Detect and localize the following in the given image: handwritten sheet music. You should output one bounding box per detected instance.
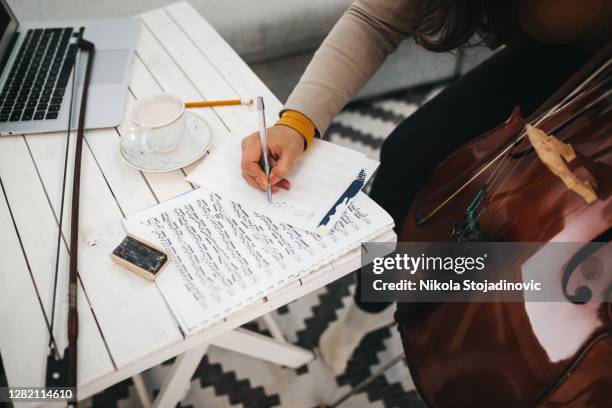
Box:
[123,189,393,334]
[186,138,379,233]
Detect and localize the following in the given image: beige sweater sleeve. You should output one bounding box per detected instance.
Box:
[283,0,413,136]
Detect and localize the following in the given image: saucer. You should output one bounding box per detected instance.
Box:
[120,111,213,173]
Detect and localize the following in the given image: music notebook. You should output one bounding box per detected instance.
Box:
[186,138,379,234]
[123,188,394,334]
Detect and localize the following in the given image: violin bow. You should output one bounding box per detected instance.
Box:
[44,34,95,407]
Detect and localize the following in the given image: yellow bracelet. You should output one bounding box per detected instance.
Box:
[275,110,316,149]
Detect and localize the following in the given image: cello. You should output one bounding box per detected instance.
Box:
[398,40,612,407]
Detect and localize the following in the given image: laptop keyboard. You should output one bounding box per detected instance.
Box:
[0,27,78,123]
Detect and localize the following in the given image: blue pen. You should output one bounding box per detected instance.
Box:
[256,96,272,202]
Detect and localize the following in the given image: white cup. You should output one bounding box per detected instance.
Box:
[131,93,186,153]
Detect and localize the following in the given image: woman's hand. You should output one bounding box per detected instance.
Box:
[241,125,305,192]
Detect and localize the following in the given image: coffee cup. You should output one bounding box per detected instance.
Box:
[131,93,186,153]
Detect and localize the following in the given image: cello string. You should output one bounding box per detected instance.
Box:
[417,57,611,224]
[492,91,611,208]
[485,83,612,204]
[476,61,610,200]
[486,83,612,204]
[484,65,611,192]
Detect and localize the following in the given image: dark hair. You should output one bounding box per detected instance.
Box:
[407,0,519,52]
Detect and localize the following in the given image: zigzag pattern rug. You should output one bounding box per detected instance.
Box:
[0,83,444,408]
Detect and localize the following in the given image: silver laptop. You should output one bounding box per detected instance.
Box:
[0,0,138,136]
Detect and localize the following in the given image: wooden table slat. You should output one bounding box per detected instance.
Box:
[0,200,65,408]
[131,20,236,134]
[84,127,158,216]
[24,127,183,371]
[140,9,249,129]
[0,136,114,388]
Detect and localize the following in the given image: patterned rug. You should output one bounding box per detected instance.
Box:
[0,82,445,408]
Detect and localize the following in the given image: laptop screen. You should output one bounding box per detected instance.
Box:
[0,0,18,70]
[0,5,11,38]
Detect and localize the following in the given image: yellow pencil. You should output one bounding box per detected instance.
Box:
[184,98,253,108]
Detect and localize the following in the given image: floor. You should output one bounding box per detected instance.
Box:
[0,82,445,408]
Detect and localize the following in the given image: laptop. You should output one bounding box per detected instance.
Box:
[0,0,138,136]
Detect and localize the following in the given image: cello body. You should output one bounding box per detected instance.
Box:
[398,43,612,407]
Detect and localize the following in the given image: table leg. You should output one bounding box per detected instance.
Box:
[210,328,313,368]
[151,342,209,408]
[260,313,286,342]
[132,326,310,408]
[132,373,153,408]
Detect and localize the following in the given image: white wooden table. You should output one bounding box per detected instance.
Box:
[0,2,395,407]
